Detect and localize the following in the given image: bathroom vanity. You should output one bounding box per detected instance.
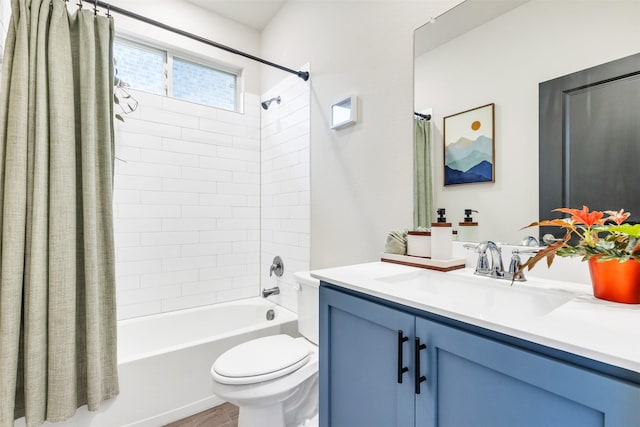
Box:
[313,262,640,427]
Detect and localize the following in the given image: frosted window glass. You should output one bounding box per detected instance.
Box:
[173,57,236,110]
[114,41,165,95]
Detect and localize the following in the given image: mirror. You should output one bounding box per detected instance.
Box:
[414,0,640,243]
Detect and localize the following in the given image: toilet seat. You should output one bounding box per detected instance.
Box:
[212,335,311,385]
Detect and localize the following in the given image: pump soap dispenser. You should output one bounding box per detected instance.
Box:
[458,209,479,242]
[431,208,453,260]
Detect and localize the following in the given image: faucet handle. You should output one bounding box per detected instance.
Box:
[270,256,284,277]
[508,248,539,282]
[508,249,526,282]
[542,234,564,245]
[521,235,539,247]
[463,243,479,251]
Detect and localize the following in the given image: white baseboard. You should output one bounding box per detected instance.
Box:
[124,396,226,427]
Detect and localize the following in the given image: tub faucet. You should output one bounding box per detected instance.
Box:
[262,286,280,298]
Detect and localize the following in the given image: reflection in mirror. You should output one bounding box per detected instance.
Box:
[414,0,640,244]
[414,113,433,228]
[539,52,640,242]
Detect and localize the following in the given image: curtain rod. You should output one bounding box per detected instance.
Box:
[90,0,310,81]
[414,112,431,120]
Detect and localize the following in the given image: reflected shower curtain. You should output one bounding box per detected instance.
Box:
[414,118,433,228]
[0,1,118,425]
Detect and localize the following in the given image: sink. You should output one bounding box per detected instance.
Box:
[377,270,574,322]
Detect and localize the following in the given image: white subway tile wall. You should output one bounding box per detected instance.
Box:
[114,91,261,319]
[260,68,311,312]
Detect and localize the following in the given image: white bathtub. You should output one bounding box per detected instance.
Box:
[17,297,298,427]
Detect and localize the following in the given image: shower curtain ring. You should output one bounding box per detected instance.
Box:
[106,3,111,17]
[93,0,98,15]
[77,0,82,9]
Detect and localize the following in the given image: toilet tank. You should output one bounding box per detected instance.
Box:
[294,271,319,345]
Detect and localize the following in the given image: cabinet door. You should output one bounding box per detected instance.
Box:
[320,285,415,427]
[415,317,640,427]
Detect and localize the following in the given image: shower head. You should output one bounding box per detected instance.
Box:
[261,96,281,110]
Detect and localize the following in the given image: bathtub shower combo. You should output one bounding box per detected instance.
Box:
[16,298,297,427]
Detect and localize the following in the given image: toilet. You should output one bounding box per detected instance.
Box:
[210,272,320,427]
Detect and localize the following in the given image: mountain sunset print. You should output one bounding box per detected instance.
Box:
[443,103,495,185]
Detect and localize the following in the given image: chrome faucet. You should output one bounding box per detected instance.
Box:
[262,286,280,298]
[474,241,505,278]
[465,242,539,283]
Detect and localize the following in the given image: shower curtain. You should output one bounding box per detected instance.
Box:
[414,118,433,229]
[0,1,118,425]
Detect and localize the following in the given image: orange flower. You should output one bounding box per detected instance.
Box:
[604,209,631,225]
[553,206,605,227]
[520,206,639,277]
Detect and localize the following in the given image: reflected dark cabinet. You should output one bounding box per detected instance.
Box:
[320,283,640,427]
[539,52,640,240]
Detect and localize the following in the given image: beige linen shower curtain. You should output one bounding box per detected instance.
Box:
[0,1,119,425]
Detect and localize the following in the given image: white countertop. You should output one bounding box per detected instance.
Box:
[311,261,640,373]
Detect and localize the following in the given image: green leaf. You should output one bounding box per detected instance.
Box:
[606,223,640,238]
[115,114,125,122]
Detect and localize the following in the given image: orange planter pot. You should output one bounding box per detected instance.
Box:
[588,257,640,304]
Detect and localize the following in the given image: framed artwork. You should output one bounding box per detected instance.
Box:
[443,103,495,186]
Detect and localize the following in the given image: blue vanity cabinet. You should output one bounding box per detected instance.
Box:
[319,285,415,427]
[320,283,640,427]
[415,316,640,426]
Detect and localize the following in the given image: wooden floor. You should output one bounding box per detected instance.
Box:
[164,403,239,427]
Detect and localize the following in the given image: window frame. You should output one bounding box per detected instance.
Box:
[114,36,241,112]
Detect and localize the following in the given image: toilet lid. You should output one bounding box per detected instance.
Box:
[213,335,311,385]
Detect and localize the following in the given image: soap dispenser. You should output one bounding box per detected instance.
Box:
[458,209,479,242]
[431,208,453,260]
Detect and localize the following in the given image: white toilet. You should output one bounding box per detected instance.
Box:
[210,272,319,427]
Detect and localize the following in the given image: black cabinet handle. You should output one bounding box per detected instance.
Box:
[397,330,409,383]
[414,338,427,394]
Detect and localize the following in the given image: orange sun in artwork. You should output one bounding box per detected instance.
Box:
[471,120,481,131]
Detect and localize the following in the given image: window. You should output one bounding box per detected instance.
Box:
[114,41,165,95]
[172,57,236,110]
[113,39,238,111]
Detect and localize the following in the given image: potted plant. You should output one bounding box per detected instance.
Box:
[521,206,640,303]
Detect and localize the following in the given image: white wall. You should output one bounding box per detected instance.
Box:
[415,0,640,244]
[106,0,266,319]
[113,90,262,319]
[261,1,461,269]
[260,67,311,312]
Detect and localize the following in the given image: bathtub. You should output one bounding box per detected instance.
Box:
[16,297,298,427]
